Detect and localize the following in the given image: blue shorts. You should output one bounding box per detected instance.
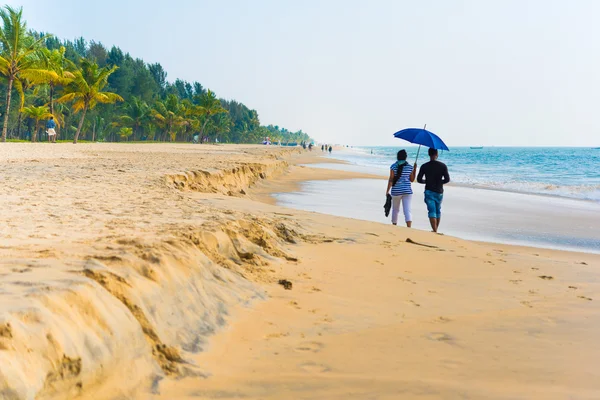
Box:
[424,190,443,219]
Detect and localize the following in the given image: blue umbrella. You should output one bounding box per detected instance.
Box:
[393,124,449,163]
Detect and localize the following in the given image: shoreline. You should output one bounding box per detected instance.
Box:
[265,153,600,255]
[308,156,600,206]
[0,143,598,399]
[324,147,600,204]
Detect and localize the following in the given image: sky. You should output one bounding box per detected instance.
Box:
[5,0,600,146]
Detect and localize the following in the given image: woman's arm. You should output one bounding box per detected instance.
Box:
[410,164,417,182]
[386,170,394,195]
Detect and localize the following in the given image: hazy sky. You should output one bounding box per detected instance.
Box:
[6,0,600,146]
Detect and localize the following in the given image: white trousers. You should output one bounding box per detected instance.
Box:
[391,194,412,224]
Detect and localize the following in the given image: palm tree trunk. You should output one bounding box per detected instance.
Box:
[1,77,14,142]
[92,120,96,142]
[32,121,39,143]
[73,106,88,144]
[16,111,23,139]
[49,84,55,116]
[200,119,210,144]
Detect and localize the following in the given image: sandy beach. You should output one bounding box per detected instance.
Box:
[1,143,599,400]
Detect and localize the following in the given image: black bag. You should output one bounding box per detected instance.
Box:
[384,194,392,217]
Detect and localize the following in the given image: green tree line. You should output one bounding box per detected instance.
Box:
[0,6,312,144]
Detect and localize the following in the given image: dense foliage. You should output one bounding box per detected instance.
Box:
[0,6,312,144]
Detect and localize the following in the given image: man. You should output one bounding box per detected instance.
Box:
[417,148,450,233]
[46,117,57,143]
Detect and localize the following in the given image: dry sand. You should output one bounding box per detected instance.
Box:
[0,143,598,400]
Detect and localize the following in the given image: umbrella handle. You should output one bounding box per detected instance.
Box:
[415,124,426,165]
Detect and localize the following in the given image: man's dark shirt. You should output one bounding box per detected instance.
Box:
[417,160,450,193]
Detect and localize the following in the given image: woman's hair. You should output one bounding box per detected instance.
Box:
[392,150,408,186]
[397,149,407,161]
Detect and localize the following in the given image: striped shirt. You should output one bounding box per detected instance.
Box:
[390,162,413,196]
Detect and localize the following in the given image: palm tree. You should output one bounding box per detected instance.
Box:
[118,127,133,141]
[22,105,52,142]
[152,94,185,141]
[40,46,75,116]
[56,58,123,144]
[0,6,56,142]
[190,90,227,142]
[116,96,150,141]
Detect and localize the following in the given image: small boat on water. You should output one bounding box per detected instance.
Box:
[470,146,484,149]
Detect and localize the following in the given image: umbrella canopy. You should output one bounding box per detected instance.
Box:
[393,128,449,151]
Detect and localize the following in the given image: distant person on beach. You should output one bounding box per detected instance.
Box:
[417,148,450,233]
[46,117,57,143]
[386,149,416,227]
[321,144,324,152]
[328,146,332,153]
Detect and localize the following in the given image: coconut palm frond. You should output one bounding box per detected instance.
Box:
[55,92,80,104]
[96,92,124,104]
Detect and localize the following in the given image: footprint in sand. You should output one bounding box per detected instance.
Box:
[289,301,301,310]
[578,296,593,301]
[406,300,421,307]
[298,362,330,373]
[265,332,290,339]
[295,341,325,353]
[539,275,554,280]
[397,277,416,284]
[440,360,461,369]
[427,332,454,342]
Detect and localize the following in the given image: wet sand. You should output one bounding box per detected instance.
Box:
[0,143,598,399]
[273,177,600,253]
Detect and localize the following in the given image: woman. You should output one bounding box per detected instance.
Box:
[385,149,417,227]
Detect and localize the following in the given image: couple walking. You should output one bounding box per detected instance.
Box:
[385,148,450,233]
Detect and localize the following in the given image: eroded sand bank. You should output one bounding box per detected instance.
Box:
[0,143,599,400]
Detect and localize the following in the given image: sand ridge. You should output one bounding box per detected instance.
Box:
[0,143,315,399]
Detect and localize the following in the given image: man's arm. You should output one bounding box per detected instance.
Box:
[417,165,426,184]
[442,165,450,184]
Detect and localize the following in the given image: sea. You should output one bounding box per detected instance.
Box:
[326,146,600,202]
[273,146,600,253]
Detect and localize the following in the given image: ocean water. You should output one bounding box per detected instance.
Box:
[273,146,600,253]
[327,147,600,202]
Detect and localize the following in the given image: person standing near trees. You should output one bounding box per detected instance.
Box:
[46,116,57,143]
